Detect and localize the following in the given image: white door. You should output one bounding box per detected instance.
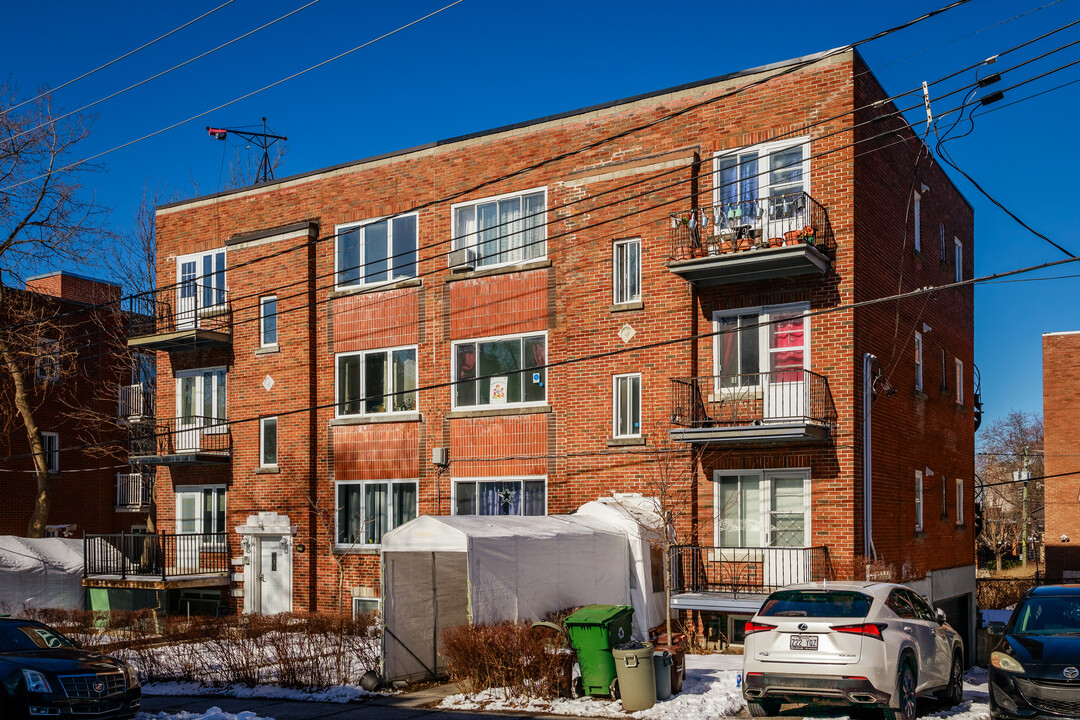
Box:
[258,537,291,614]
[176,492,201,571]
[176,259,198,329]
[176,375,200,452]
[763,475,809,587]
[764,312,807,421]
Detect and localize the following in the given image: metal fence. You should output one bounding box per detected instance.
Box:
[115,472,153,509]
[976,576,1066,610]
[84,532,229,579]
[128,283,231,338]
[129,416,231,456]
[669,191,835,261]
[670,370,837,428]
[670,545,832,597]
[118,383,154,419]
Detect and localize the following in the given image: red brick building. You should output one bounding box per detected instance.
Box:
[1042,332,1080,579]
[1,272,152,540]
[85,49,977,642]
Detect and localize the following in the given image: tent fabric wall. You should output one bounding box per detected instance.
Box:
[0,537,85,610]
[380,507,666,682]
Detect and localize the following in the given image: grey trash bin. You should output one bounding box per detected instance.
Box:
[654,650,672,700]
[612,641,656,712]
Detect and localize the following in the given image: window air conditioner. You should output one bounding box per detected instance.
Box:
[448,247,476,272]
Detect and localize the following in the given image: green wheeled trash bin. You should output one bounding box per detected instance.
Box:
[563,604,634,697]
[612,641,656,711]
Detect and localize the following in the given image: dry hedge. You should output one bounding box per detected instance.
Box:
[440,622,573,700]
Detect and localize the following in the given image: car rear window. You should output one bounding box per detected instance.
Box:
[759,590,873,618]
[0,624,74,652]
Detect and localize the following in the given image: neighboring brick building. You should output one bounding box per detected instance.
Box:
[1042,331,1080,579]
[84,48,977,643]
[1,271,153,540]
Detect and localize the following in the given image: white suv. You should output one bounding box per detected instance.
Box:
[742,582,964,720]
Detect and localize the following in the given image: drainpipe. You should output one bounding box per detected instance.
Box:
[863,353,878,561]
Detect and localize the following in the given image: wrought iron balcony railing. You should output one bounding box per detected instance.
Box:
[84,532,229,580]
[670,370,836,428]
[669,191,834,261]
[669,544,832,597]
[118,383,155,419]
[129,416,231,459]
[127,283,231,340]
[115,472,153,510]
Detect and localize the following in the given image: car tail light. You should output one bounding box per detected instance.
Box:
[832,623,887,640]
[744,621,778,636]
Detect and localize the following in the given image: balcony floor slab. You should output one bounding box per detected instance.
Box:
[668,243,829,285]
[669,422,830,444]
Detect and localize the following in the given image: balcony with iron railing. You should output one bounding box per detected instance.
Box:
[83,532,229,586]
[669,545,832,605]
[129,416,231,465]
[127,283,231,352]
[670,370,836,443]
[115,471,153,511]
[667,192,835,285]
[117,383,155,421]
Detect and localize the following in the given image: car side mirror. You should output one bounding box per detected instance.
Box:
[987,621,1006,636]
[935,608,947,625]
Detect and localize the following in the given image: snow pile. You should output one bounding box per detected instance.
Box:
[136,709,272,720]
[440,654,745,718]
[142,681,379,704]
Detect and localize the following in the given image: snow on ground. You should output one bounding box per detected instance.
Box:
[439,653,993,720]
[136,709,271,720]
[142,681,381,704]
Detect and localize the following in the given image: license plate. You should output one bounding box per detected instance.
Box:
[789,634,819,650]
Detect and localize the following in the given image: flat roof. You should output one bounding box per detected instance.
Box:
[159,48,845,212]
[24,270,120,288]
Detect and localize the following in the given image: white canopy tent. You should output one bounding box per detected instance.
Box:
[380,497,666,682]
[0,537,85,610]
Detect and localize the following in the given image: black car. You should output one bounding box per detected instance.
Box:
[988,585,1080,720]
[0,618,141,718]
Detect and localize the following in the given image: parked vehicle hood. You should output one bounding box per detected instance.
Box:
[1004,634,1080,677]
[0,648,124,674]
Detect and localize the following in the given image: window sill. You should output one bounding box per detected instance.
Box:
[254,466,280,474]
[334,546,381,556]
[954,403,967,413]
[610,301,643,313]
[607,435,646,447]
[330,276,422,299]
[446,405,551,419]
[330,412,422,426]
[444,258,552,283]
[914,530,926,538]
[914,390,928,400]
[955,524,967,530]
[255,345,280,356]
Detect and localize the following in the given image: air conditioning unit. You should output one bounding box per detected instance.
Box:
[448,247,476,272]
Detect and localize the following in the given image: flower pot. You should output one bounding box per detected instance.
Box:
[768,237,783,248]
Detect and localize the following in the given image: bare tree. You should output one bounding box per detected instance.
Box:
[0,83,108,536]
[977,410,1044,573]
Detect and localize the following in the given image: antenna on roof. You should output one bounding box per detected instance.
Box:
[205,117,288,184]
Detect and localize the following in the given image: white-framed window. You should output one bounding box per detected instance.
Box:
[613,238,641,305]
[176,367,227,424]
[176,485,226,537]
[915,470,924,531]
[452,187,546,267]
[353,597,381,618]
[913,191,922,253]
[260,296,278,347]
[939,224,946,262]
[613,373,641,438]
[41,432,59,474]
[954,238,963,282]
[260,417,277,467]
[453,477,546,516]
[453,332,547,408]
[941,475,949,519]
[956,478,965,525]
[713,137,810,208]
[36,338,61,382]
[176,249,226,318]
[914,332,924,391]
[955,358,964,405]
[336,346,417,416]
[335,480,417,547]
[714,471,810,548]
[335,214,418,289]
[713,303,809,387]
[132,351,156,386]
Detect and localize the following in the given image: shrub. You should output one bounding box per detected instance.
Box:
[441,622,573,700]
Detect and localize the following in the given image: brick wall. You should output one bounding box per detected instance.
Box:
[1043,332,1080,577]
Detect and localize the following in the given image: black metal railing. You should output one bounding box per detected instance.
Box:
[670,545,832,596]
[670,370,837,428]
[84,532,229,579]
[669,191,835,261]
[128,283,231,338]
[129,416,231,457]
[115,472,153,509]
[118,383,155,419]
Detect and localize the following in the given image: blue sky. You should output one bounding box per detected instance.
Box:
[2,0,1078,429]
